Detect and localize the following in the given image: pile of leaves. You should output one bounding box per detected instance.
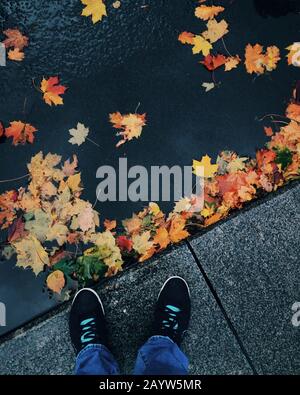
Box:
[178,2,299,91]
[1,89,299,296]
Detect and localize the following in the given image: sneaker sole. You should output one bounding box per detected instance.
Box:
[157,275,191,301]
[72,287,105,316]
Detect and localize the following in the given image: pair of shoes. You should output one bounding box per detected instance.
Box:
[69,276,191,355]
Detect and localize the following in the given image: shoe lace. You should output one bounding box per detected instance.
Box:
[161,304,181,335]
[80,317,97,346]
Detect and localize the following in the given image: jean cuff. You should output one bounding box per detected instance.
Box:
[76,343,107,360]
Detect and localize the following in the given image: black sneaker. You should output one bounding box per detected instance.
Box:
[153,276,191,346]
[69,288,108,355]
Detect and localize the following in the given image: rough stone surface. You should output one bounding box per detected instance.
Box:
[0,245,252,375]
[190,183,300,375]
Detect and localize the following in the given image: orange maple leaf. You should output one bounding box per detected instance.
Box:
[109,112,147,147]
[168,215,189,243]
[40,76,67,106]
[3,29,28,50]
[200,54,227,71]
[286,103,300,122]
[244,44,265,74]
[104,219,117,231]
[264,126,273,137]
[5,121,38,145]
[0,190,18,229]
[153,227,170,250]
[8,48,24,61]
[178,31,195,45]
[195,5,224,20]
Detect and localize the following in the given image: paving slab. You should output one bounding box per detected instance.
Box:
[0,245,252,375]
[189,183,300,375]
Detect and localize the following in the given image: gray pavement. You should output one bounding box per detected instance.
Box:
[0,182,299,375]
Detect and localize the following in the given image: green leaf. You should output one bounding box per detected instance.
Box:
[274,147,293,170]
[53,258,75,276]
[75,255,107,285]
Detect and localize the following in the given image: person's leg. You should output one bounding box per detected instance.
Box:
[69,288,120,375]
[133,276,191,375]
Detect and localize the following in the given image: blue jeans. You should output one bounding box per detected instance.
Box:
[75,335,189,375]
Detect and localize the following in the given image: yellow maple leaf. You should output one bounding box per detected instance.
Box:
[195,5,224,21]
[173,197,191,213]
[286,43,300,66]
[81,0,107,24]
[202,19,228,44]
[46,270,65,294]
[109,112,147,147]
[67,173,82,193]
[192,35,212,56]
[132,231,154,255]
[227,157,248,173]
[193,154,218,178]
[224,55,241,71]
[264,46,281,71]
[13,234,49,276]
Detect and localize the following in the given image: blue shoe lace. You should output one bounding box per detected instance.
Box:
[80,317,97,346]
[161,304,181,334]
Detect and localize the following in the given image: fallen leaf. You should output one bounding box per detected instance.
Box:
[81,0,107,24]
[132,231,153,255]
[13,234,49,275]
[200,54,227,71]
[168,215,189,243]
[286,42,300,66]
[67,173,82,193]
[104,219,117,231]
[109,112,146,147]
[244,43,265,74]
[227,156,248,173]
[224,55,241,71]
[193,154,218,178]
[192,35,212,56]
[195,5,224,20]
[5,121,37,145]
[153,227,170,250]
[245,44,280,74]
[264,126,273,137]
[112,1,121,9]
[202,19,228,44]
[264,46,281,71]
[178,31,195,45]
[202,82,215,92]
[8,48,24,61]
[24,209,51,242]
[8,217,27,242]
[40,76,67,106]
[77,206,95,232]
[62,155,78,176]
[47,223,68,246]
[116,235,133,251]
[46,270,65,294]
[68,123,89,146]
[3,29,28,50]
[173,197,191,213]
